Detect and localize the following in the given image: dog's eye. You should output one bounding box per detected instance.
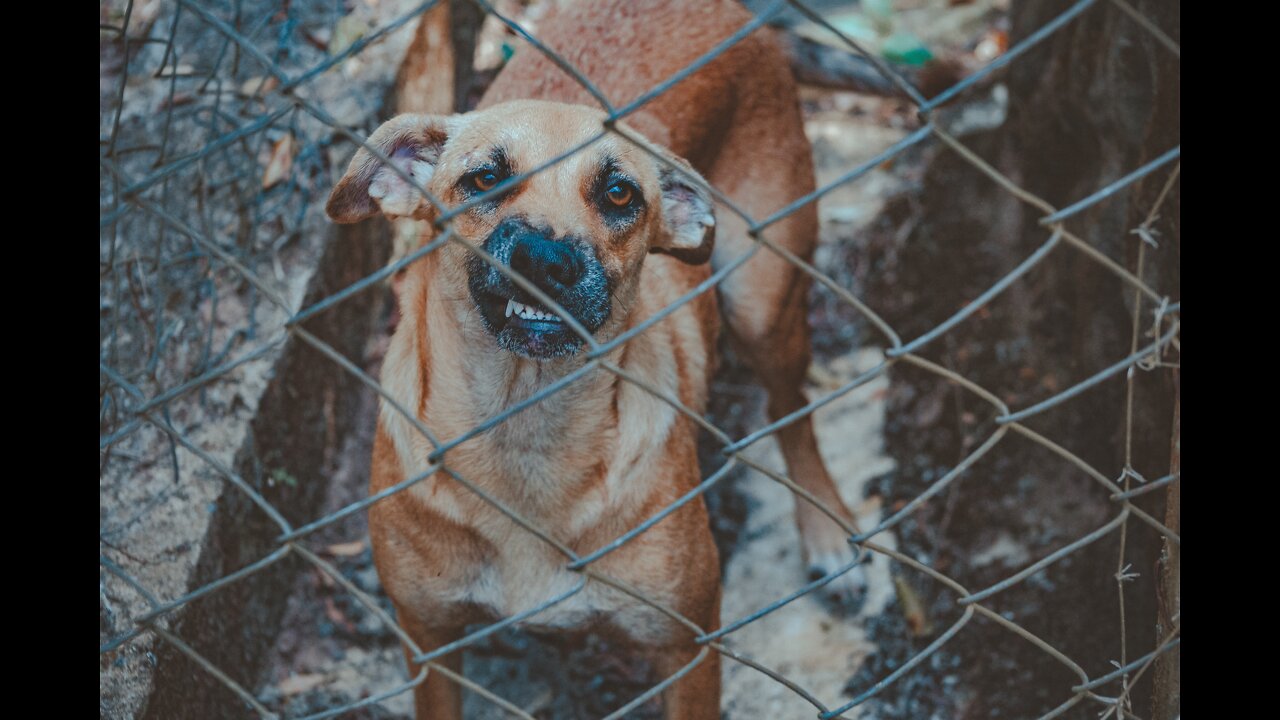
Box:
[471,170,501,192]
[605,182,634,207]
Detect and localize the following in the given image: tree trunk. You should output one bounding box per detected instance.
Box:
[863,1,1178,717]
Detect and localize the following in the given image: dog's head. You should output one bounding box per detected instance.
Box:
[326,100,715,359]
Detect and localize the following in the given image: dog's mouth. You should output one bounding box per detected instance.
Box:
[500,297,566,327]
[474,290,592,359]
[466,220,614,360]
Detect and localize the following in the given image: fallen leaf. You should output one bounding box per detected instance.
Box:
[158,92,195,111]
[894,575,933,637]
[155,63,195,78]
[303,28,332,52]
[330,13,368,56]
[974,29,1009,63]
[262,134,294,189]
[313,567,335,589]
[325,539,367,557]
[912,388,945,427]
[323,597,357,634]
[239,75,279,97]
[278,673,327,697]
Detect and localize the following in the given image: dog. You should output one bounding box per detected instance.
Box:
[325,1,867,717]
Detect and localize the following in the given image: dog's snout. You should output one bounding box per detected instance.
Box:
[469,216,611,355]
[509,232,583,297]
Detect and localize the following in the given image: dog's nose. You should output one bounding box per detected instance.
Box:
[509,233,583,297]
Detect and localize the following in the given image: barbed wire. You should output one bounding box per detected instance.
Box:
[99,0,1181,718]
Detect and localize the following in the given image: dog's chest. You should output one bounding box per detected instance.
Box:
[448,536,676,644]
[410,410,686,645]
[378,286,702,644]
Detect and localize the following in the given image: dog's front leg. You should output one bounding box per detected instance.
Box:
[652,594,722,720]
[394,604,465,720]
[654,642,721,720]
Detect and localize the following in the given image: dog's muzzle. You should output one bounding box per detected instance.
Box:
[467,218,611,359]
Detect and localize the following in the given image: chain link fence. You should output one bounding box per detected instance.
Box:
[100,0,1180,717]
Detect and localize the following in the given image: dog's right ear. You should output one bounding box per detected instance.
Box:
[326,114,456,224]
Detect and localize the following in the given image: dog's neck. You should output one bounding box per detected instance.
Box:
[378,255,691,522]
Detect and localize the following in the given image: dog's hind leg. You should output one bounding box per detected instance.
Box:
[394,607,464,720]
[705,107,868,607]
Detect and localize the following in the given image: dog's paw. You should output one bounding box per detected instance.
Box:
[806,547,869,615]
[800,512,868,613]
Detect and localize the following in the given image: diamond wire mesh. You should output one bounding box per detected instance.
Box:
[100,0,1180,717]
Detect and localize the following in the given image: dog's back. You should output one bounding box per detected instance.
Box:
[481,0,866,608]
[482,0,803,177]
[480,0,821,393]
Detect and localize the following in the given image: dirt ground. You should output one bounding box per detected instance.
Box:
[100,0,426,714]
[102,0,1111,712]
[105,1,1175,718]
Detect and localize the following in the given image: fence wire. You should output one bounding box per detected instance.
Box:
[99,0,1181,718]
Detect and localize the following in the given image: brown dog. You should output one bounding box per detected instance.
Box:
[325,1,865,717]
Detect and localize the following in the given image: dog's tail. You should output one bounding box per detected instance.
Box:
[390,3,458,115]
[380,4,463,286]
[780,32,963,101]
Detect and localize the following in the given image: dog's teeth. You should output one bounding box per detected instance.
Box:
[504,298,562,322]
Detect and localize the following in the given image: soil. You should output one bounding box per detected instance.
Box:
[103,1,1160,718]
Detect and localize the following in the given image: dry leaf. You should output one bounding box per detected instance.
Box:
[262,134,294,189]
[313,567,336,589]
[278,673,327,697]
[330,13,368,56]
[158,92,195,111]
[894,575,933,637]
[325,539,367,557]
[239,75,279,97]
[155,63,195,78]
[323,597,356,633]
[974,29,1009,63]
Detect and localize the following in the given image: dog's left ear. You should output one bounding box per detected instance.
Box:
[650,154,716,265]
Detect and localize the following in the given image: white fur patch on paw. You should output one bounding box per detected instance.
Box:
[367,156,435,219]
[809,549,870,609]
